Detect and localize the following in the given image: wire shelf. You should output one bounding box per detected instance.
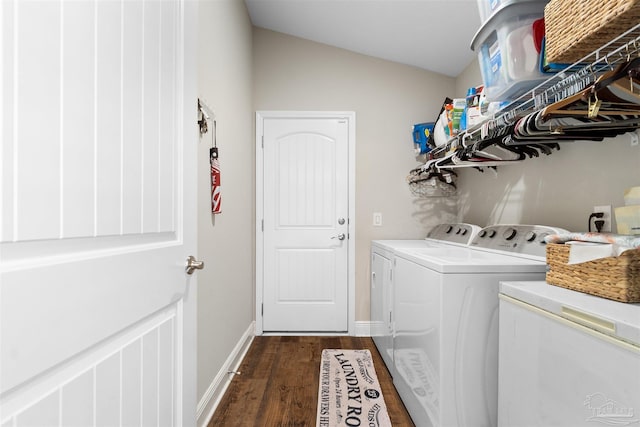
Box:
[410,22,640,198]
[432,22,640,156]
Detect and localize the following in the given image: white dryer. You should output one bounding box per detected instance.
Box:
[370,223,480,377]
[391,224,567,427]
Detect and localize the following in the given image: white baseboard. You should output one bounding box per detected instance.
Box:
[354,321,372,337]
[197,321,255,427]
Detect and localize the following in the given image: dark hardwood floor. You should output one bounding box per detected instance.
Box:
[209,336,414,426]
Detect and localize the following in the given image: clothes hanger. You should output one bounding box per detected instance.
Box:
[593,56,640,93]
[540,86,593,119]
[586,52,640,107]
[538,60,640,120]
[540,89,640,121]
[595,71,640,105]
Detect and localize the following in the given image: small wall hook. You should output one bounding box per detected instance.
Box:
[198,98,215,136]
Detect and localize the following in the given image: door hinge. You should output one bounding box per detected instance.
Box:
[261,219,264,232]
[261,303,264,316]
[261,135,264,148]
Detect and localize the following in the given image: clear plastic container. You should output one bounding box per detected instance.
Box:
[476,0,548,24]
[477,0,503,23]
[471,1,547,101]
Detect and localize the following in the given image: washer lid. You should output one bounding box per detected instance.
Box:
[371,239,449,252]
[500,281,640,347]
[397,246,546,274]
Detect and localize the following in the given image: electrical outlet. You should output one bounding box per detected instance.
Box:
[373,212,383,227]
[593,205,612,232]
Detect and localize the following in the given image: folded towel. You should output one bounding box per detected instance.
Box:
[565,241,615,264]
[544,232,640,263]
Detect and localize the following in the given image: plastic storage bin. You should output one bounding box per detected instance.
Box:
[476,0,548,24]
[471,1,548,101]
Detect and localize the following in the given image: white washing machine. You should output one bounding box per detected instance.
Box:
[370,223,481,377]
[391,224,567,427]
[499,281,640,427]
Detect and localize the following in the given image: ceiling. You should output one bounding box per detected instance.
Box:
[244,0,482,77]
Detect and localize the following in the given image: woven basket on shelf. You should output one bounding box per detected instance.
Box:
[545,0,640,63]
[546,243,640,303]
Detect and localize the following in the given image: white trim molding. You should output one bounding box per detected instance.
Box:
[197,322,255,427]
[354,321,373,337]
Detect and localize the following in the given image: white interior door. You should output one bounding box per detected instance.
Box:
[0,1,197,425]
[258,113,353,333]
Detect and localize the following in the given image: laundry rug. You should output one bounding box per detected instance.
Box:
[316,349,392,427]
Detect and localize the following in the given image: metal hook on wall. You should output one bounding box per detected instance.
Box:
[198,98,215,136]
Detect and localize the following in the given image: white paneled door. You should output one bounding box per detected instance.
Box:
[0,1,197,426]
[257,113,354,333]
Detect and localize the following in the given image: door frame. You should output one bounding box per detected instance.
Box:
[255,111,356,336]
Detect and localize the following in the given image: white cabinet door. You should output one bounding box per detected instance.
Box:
[260,115,350,332]
[499,296,640,427]
[0,1,197,425]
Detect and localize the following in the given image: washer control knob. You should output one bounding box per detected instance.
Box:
[525,231,537,242]
[503,228,517,240]
[445,225,453,234]
[460,228,468,235]
[478,230,487,238]
[488,230,497,238]
[455,228,462,234]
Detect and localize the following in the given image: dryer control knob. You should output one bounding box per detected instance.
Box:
[488,230,497,238]
[525,231,537,242]
[460,228,468,235]
[445,225,453,233]
[503,228,517,240]
[478,230,487,238]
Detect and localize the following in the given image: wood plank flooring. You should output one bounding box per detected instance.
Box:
[209,336,414,426]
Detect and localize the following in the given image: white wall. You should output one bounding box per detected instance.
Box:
[455,57,481,100]
[454,61,640,231]
[253,28,456,320]
[197,0,254,408]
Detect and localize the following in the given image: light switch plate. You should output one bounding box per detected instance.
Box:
[373,212,382,227]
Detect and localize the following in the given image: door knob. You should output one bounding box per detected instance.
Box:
[186,256,204,275]
[331,233,346,240]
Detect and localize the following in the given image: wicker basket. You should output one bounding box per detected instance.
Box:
[545,0,640,63]
[546,243,640,302]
